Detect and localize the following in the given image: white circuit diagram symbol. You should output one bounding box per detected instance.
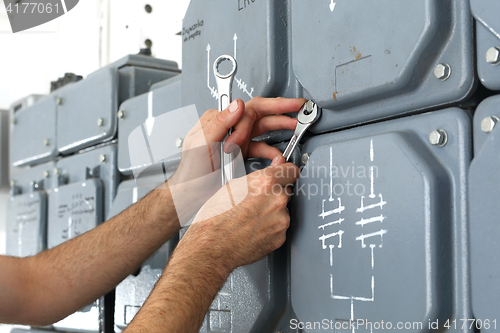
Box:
[318,139,388,332]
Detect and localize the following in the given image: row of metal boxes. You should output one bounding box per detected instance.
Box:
[5,0,500,332]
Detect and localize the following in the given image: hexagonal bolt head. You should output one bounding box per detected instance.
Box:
[43,170,50,179]
[56,97,63,105]
[481,116,499,133]
[303,100,314,115]
[301,153,310,165]
[43,138,51,146]
[175,137,184,148]
[53,167,61,175]
[486,47,500,65]
[434,63,452,81]
[97,118,105,127]
[10,180,16,188]
[117,110,126,119]
[99,154,107,163]
[429,129,448,147]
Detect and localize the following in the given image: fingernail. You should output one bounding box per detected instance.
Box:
[229,100,238,113]
[271,155,281,166]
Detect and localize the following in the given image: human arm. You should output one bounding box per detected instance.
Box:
[124,156,299,333]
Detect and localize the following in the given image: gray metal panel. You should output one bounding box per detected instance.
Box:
[117,66,178,105]
[57,55,181,155]
[469,96,500,330]
[10,96,58,167]
[118,75,186,175]
[6,191,47,257]
[47,179,103,249]
[471,0,500,90]
[110,179,177,331]
[55,144,118,219]
[6,161,55,260]
[56,68,118,154]
[181,0,298,118]
[290,108,472,332]
[292,0,476,133]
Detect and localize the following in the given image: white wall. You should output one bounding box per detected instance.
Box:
[0,1,190,331]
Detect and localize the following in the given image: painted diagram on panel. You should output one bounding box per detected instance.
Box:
[318,139,387,331]
[206,34,254,100]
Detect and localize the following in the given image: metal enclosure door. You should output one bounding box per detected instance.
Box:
[290,108,472,332]
[181,0,297,118]
[118,75,188,175]
[291,0,475,133]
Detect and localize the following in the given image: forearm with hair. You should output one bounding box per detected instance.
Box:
[123,235,230,333]
[1,185,180,326]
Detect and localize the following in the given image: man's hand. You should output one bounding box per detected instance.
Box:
[168,97,305,225]
[125,156,300,333]
[186,155,299,271]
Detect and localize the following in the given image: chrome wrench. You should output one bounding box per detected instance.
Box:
[213,55,238,185]
[283,100,321,162]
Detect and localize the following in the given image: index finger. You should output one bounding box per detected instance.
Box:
[245,97,307,117]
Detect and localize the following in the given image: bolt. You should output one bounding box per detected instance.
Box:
[481,116,499,133]
[97,117,105,127]
[10,180,16,188]
[43,138,51,146]
[11,117,17,125]
[175,137,184,148]
[53,167,61,175]
[99,154,107,163]
[117,110,126,119]
[486,47,500,65]
[434,63,452,81]
[43,170,50,179]
[303,100,314,115]
[429,129,448,147]
[56,97,63,105]
[301,153,310,165]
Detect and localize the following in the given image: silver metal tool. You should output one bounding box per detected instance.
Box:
[283,100,321,162]
[213,55,237,185]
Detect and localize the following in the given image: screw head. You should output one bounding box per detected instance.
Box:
[97,118,105,127]
[11,117,17,125]
[481,116,499,133]
[175,137,184,148]
[429,129,448,147]
[486,47,500,65]
[99,154,107,163]
[301,153,310,165]
[56,97,63,105]
[43,170,50,179]
[117,110,126,119]
[434,63,452,81]
[43,138,51,146]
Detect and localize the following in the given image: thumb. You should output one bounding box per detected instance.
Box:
[203,99,245,144]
